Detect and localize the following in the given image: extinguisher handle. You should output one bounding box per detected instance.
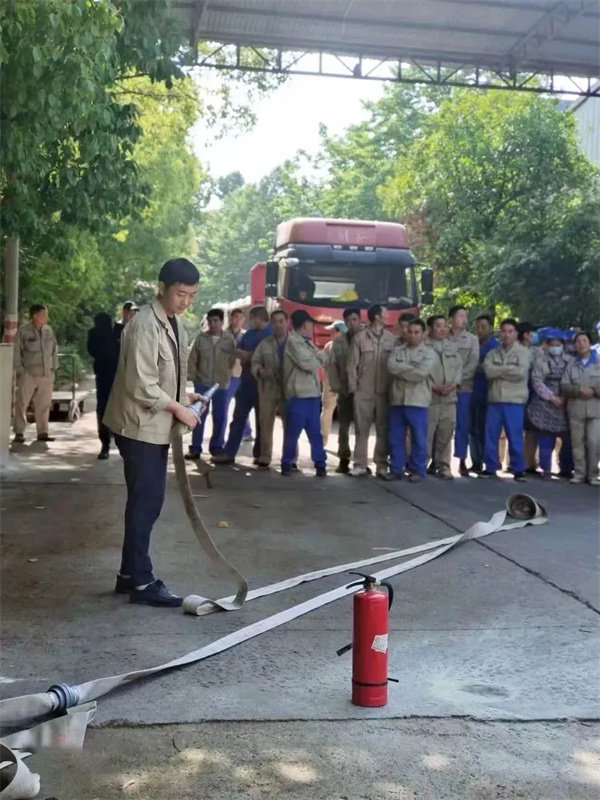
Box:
[380,580,394,610]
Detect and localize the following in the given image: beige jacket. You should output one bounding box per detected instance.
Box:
[483,343,531,404]
[561,356,600,419]
[251,334,285,401]
[387,342,435,407]
[428,339,463,405]
[327,333,353,396]
[283,330,327,399]
[187,331,235,389]
[16,322,58,378]
[103,300,188,445]
[449,330,479,392]
[348,326,396,396]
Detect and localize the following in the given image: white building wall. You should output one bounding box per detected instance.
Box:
[571,86,600,169]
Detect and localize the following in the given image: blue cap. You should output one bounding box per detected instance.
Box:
[541,328,565,342]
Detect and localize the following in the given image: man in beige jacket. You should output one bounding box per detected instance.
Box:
[104,258,202,607]
[387,319,435,482]
[13,304,58,444]
[327,307,362,473]
[481,318,532,481]
[448,304,479,476]
[347,304,395,477]
[427,315,462,479]
[251,309,288,467]
[281,310,328,476]
[186,308,235,459]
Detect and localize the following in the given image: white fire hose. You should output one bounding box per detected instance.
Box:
[0,400,547,797]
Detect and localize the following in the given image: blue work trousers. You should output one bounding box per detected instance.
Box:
[224,383,260,459]
[538,432,573,474]
[225,376,252,440]
[190,383,227,456]
[282,397,326,469]
[454,390,472,460]
[115,434,169,585]
[389,406,429,477]
[469,395,487,471]
[484,402,525,474]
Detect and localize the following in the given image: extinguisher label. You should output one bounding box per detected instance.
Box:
[371,634,388,654]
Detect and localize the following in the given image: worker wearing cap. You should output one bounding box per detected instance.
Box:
[251,309,288,468]
[186,308,236,459]
[12,304,58,444]
[327,307,363,473]
[347,304,396,478]
[447,305,479,477]
[321,321,347,448]
[426,315,462,479]
[114,300,139,343]
[281,309,328,476]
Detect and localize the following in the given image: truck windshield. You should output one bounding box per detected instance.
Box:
[285,262,415,309]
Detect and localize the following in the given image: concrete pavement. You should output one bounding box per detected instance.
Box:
[1,410,599,798]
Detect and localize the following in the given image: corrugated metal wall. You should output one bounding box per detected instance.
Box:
[573,95,600,168]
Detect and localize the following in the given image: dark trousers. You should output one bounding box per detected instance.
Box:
[389,405,429,477]
[538,432,574,473]
[454,390,471,460]
[484,402,525,474]
[282,397,326,469]
[115,434,169,585]
[225,376,252,439]
[469,395,487,471]
[337,393,354,462]
[190,383,227,455]
[224,383,261,459]
[96,373,115,449]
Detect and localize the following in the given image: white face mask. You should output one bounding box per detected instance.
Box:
[548,345,563,356]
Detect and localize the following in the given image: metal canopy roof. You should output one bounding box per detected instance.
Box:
[174,0,600,87]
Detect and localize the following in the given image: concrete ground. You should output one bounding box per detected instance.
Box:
[1,404,599,799]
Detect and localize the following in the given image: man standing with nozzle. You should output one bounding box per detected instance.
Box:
[347,304,396,478]
[185,308,235,460]
[281,310,328,476]
[448,305,479,477]
[104,258,204,607]
[327,307,362,474]
[13,304,58,445]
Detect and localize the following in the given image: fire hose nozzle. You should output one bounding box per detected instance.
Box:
[47,683,79,713]
[190,383,220,420]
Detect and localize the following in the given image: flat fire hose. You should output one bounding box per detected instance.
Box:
[0,481,547,798]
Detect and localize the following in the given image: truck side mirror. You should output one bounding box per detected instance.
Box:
[420,268,433,305]
[265,261,278,298]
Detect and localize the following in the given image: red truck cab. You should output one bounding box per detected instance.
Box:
[251,218,432,347]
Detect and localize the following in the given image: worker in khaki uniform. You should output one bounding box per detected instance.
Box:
[321,321,348,447]
[251,309,288,468]
[386,319,435,482]
[281,310,328,476]
[448,305,479,476]
[560,332,600,486]
[186,308,236,459]
[327,307,362,473]
[13,304,58,444]
[426,315,462,479]
[104,258,203,608]
[347,304,395,477]
[481,318,532,481]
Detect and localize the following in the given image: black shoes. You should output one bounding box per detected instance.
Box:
[185,450,200,460]
[316,466,327,477]
[129,580,183,607]
[458,460,470,477]
[281,466,292,476]
[335,459,350,474]
[13,434,25,444]
[479,470,498,478]
[98,448,109,460]
[115,574,135,594]
[37,433,55,442]
[513,472,527,482]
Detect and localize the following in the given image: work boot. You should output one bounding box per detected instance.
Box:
[211,453,234,464]
[478,470,498,479]
[458,460,469,477]
[541,470,552,481]
[513,472,527,482]
[115,574,135,594]
[281,466,292,476]
[129,580,182,607]
[97,447,109,460]
[335,459,350,474]
[12,433,25,444]
[408,473,423,483]
[315,466,327,477]
[185,450,200,460]
[37,433,55,442]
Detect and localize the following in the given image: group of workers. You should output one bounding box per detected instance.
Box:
[188,302,600,489]
[11,258,598,608]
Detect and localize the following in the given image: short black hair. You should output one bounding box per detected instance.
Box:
[367,304,384,323]
[249,305,270,323]
[270,309,288,321]
[500,318,518,330]
[427,314,446,327]
[29,304,47,318]
[399,312,416,323]
[230,308,245,317]
[448,304,466,318]
[207,308,224,321]
[158,258,199,288]
[574,331,591,345]
[476,314,494,325]
[343,307,361,320]
[409,318,426,332]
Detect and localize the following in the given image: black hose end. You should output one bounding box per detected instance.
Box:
[47,683,79,712]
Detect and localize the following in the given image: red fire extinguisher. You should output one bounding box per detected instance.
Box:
[337,572,394,708]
